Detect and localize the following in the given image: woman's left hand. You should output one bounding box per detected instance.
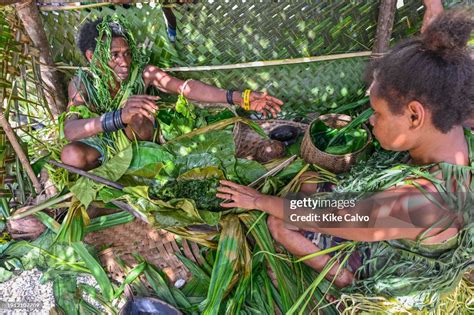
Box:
[216,180,265,209]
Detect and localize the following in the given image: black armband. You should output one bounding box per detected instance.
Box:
[226,89,235,105]
[101,109,125,133]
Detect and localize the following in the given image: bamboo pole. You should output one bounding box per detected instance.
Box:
[165,51,373,72]
[14,0,67,115]
[0,101,42,193]
[38,2,110,12]
[37,51,372,73]
[372,0,397,57]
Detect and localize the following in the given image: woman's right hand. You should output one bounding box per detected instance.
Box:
[121,95,159,124]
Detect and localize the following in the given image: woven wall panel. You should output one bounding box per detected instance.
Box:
[173,1,378,66]
[37,0,472,116]
[40,0,471,67]
[169,56,368,116]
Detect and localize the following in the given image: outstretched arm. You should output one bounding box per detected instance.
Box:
[143,65,284,118]
[217,180,458,242]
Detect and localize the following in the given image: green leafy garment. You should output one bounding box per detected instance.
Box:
[71,16,149,157]
[342,130,474,310]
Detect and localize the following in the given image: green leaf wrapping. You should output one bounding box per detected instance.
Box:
[70,145,133,207]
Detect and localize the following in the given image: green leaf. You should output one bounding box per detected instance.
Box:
[245,120,269,139]
[205,109,235,125]
[85,211,135,233]
[234,159,267,184]
[178,166,225,180]
[163,130,236,177]
[128,141,174,177]
[144,264,193,309]
[201,215,247,314]
[0,267,13,283]
[97,187,126,203]
[71,242,114,301]
[175,94,196,119]
[53,275,79,315]
[122,186,220,228]
[71,145,133,208]
[113,261,147,298]
[173,153,221,177]
[68,105,99,119]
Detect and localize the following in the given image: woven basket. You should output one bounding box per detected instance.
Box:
[301,114,372,174]
[84,212,200,284]
[233,119,308,160]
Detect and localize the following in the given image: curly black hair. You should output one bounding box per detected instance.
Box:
[77,18,129,58]
[366,10,474,133]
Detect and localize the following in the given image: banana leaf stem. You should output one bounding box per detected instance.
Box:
[48,160,124,190]
[9,192,73,221]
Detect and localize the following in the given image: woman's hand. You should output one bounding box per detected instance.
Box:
[237,91,283,118]
[121,95,159,124]
[216,180,266,210]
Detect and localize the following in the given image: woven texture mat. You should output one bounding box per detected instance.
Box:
[84,217,195,283]
[39,1,434,66]
[170,57,368,115]
[37,1,469,116]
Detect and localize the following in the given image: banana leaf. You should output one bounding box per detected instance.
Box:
[121,185,220,228]
[163,130,237,178]
[127,141,174,178]
[70,145,133,208]
[234,159,267,185]
[200,215,249,315]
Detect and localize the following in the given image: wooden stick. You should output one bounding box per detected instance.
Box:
[110,200,149,224]
[48,160,125,191]
[14,0,67,115]
[38,2,112,11]
[0,105,42,193]
[165,51,372,72]
[372,0,397,56]
[45,51,372,72]
[48,160,150,223]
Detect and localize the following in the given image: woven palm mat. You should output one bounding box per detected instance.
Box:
[171,57,368,115]
[84,209,201,284]
[39,1,429,67]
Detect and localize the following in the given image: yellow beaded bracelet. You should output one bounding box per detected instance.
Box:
[242,89,251,111]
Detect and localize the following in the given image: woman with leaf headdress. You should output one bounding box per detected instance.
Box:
[61,16,284,170]
[217,10,474,310]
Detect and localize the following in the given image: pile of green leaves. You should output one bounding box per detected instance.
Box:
[150,178,223,212]
[310,108,372,155]
[156,95,201,141]
[157,95,235,141]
